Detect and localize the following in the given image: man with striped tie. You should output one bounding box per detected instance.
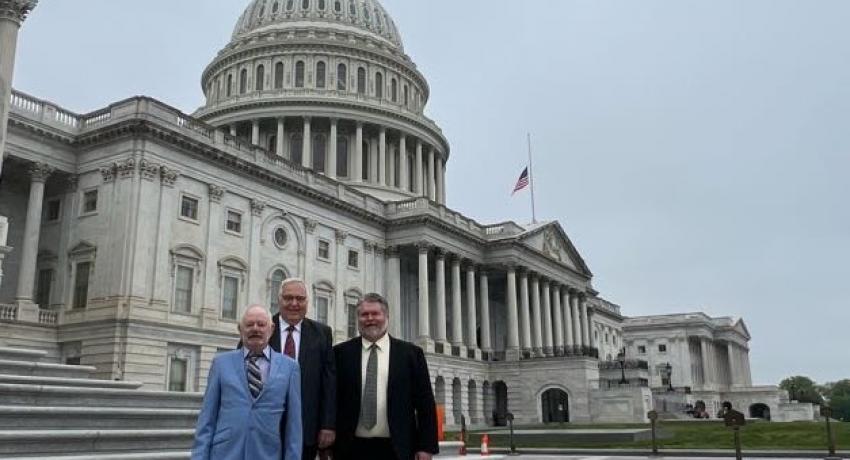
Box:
[192,305,302,460]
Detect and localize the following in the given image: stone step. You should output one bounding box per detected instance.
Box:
[0,347,47,362]
[0,383,202,408]
[0,406,199,430]
[4,452,189,460]
[0,358,95,379]
[0,429,193,457]
[0,373,143,389]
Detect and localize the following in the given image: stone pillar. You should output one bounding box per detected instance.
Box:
[414,140,423,195]
[530,274,543,356]
[518,270,532,353]
[301,117,312,169]
[434,250,447,346]
[436,156,445,205]
[276,117,286,157]
[399,134,409,191]
[450,256,463,348]
[479,270,491,352]
[328,118,338,179]
[541,279,553,356]
[334,230,348,342]
[552,284,563,355]
[378,127,387,185]
[15,163,53,306]
[386,246,402,338]
[354,122,363,182]
[570,290,582,349]
[0,0,38,179]
[465,263,477,351]
[229,124,237,137]
[251,119,260,146]
[427,147,436,201]
[580,295,590,349]
[417,244,431,349]
[562,289,574,353]
[700,338,712,386]
[505,266,520,359]
[726,342,738,387]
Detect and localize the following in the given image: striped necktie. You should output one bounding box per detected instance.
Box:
[246,354,263,398]
[360,344,378,429]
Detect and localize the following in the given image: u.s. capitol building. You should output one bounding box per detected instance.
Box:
[0,0,812,425]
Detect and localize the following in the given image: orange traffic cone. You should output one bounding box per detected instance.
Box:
[480,433,490,456]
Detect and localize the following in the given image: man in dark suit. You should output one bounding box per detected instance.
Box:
[270,278,336,460]
[334,292,438,460]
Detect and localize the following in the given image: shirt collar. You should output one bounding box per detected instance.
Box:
[282,318,303,332]
[361,332,390,351]
[242,345,271,361]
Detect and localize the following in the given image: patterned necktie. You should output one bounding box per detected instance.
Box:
[284,326,296,359]
[360,344,378,429]
[246,354,263,399]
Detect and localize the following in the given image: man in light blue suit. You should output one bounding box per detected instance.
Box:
[192,305,302,460]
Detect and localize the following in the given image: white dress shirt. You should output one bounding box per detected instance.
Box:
[356,333,391,438]
[279,319,302,360]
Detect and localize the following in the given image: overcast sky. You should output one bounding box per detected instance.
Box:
[13,1,849,385]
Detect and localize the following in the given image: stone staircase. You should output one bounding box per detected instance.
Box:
[0,346,199,459]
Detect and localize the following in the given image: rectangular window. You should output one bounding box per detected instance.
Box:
[317,239,330,260]
[347,249,359,268]
[347,302,357,338]
[73,262,91,309]
[637,345,647,354]
[35,269,53,308]
[82,189,98,214]
[65,356,82,365]
[658,344,667,353]
[225,210,242,234]
[174,266,193,313]
[222,276,239,320]
[45,199,61,222]
[168,357,188,392]
[315,296,329,324]
[180,195,199,220]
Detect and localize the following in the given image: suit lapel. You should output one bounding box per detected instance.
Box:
[386,337,402,421]
[353,338,363,410]
[259,353,280,400]
[269,314,282,353]
[298,319,309,366]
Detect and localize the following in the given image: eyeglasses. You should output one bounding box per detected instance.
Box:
[281,295,307,303]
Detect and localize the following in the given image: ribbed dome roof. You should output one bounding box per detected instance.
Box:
[232,0,403,51]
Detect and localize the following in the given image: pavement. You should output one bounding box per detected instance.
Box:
[466,450,848,459]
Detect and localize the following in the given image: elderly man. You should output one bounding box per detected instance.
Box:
[192,305,302,460]
[268,278,336,460]
[333,293,438,460]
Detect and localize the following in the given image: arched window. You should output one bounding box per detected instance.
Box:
[226,74,233,97]
[337,136,349,177]
[391,78,398,102]
[357,67,366,94]
[272,2,280,14]
[363,6,371,24]
[302,0,310,10]
[290,134,303,165]
[404,84,409,106]
[269,269,286,311]
[375,72,383,99]
[313,134,326,173]
[337,63,347,90]
[274,62,284,89]
[255,64,265,91]
[239,69,248,94]
[349,0,356,16]
[407,154,414,191]
[286,0,294,11]
[318,0,326,10]
[334,0,342,13]
[316,61,326,88]
[295,61,305,88]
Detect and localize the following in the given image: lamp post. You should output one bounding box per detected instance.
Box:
[665,362,674,392]
[618,347,627,385]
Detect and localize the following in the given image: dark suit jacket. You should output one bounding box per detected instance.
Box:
[269,314,336,448]
[333,336,438,460]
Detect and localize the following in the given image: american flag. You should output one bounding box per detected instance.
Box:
[512,167,529,195]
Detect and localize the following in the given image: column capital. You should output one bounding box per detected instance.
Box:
[28,162,53,183]
[385,245,400,257]
[329,117,339,124]
[304,218,318,234]
[139,159,160,182]
[302,116,312,122]
[334,229,348,243]
[463,259,478,271]
[160,166,179,187]
[208,184,225,203]
[540,278,551,287]
[416,241,431,254]
[64,175,79,193]
[0,0,38,24]
[433,247,446,259]
[250,199,266,217]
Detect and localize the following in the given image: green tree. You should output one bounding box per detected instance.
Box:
[822,379,850,421]
[779,376,824,405]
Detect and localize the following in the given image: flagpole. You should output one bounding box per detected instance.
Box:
[527,132,537,224]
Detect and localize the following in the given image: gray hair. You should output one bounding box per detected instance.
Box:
[277,277,306,297]
[356,292,389,315]
[241,304,272,323]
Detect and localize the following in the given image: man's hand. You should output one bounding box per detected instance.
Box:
[317,429,336,450]
[414,452,432,460]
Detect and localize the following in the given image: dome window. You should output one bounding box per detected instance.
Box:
[316,62,326,89]
[337,137,349,177]
[286,0,295,11]
[348,0,356,16]
[334,0,342,13]
[255,65,265,91]
[226,74,233,97]
[375,72,383,99]
[295,61,305,88]
[272,2,280,14]
[319,0,326,11]
[403,84,409,107]
[302,0,310,10]
[390,78,397,102]
[356,67,366,95]
[363,6,371,24]
[239,69,248,94]
[274,62,284,89]
[337,63,347,91]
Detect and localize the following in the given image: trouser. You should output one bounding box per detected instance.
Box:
[349,437,397,460]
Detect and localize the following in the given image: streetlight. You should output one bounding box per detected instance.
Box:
[665,362,674,392]
[618,347,627,384]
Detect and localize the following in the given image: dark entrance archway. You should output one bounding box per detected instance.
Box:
[749,403,771,420]
[541,388,570,423]
[493,381,508,426]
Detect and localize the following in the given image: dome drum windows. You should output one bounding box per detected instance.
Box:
[239,69,248,95]
[390,78,397,102]
[255,64,265,91]
[274,62,284,89]
[356,67,366,95]
[375,72,383,99]
[337,63,347,91]
[295,60,306,88]
[316,61,327,89]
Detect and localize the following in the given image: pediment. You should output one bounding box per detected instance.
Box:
[732,318,751,340]
[519,222,592,276]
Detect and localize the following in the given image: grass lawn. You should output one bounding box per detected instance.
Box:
[449,421,850,449]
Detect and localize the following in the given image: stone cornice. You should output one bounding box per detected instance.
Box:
[0,0,37,23]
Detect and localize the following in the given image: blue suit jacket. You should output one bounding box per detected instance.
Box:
[192,349,302,460]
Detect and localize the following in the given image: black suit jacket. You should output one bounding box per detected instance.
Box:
[333,336,438,460]
[270,314,336,448]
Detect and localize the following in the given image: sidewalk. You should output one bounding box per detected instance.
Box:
[467,447,848,458]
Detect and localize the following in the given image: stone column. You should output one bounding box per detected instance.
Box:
[417,244,431,349]
[434,250,447,346]
[0,0,38,179]
[333,230,348,341]
[541,279,553,356]
[436,156,445,205]
[399,134,409,191]
[276,117,286,157]
[505,266,520,359]
[378,127,387,185]
[229,124,237,136]
[570,290,582,349]
[518,270,531,353]
[562,289,574,353]
[552,284,563,355]
[386,246,402,338]
[414,140,423,195]
[530,274,543,356]
[465,263,477,352]
[726,342,738,387]
[579,295,590,349]
[450,256,463,348]
[15,163,53,306]
[328,118,338,179]
[388,144,396,188]
[479,270,491,352]
[427,147,436,201]
[301,116,312,169]
[354,122,363,182]
[700,338,712,386]
[251,119,260,146]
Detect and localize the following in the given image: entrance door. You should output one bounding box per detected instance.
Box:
[493,381,508,426]
[541,388,569,423]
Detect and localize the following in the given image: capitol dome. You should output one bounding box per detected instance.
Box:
[194,0,450,203]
